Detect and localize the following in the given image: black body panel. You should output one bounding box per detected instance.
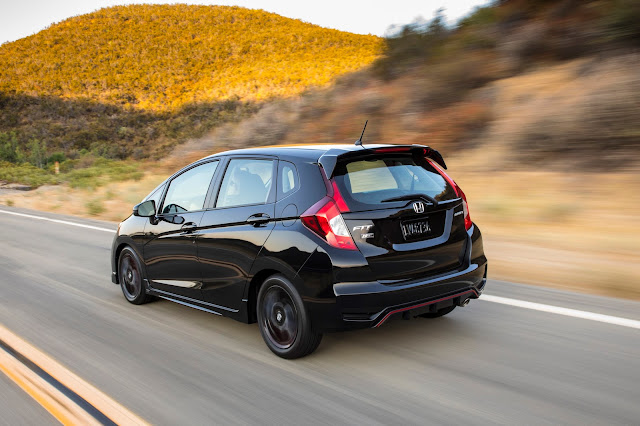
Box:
[198,204,276,311]
[111,144,487,338]
[143,210,205,299]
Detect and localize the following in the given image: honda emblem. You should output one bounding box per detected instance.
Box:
[413,202,425,214]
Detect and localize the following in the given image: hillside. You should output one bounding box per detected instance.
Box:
[0,4,382,110]
[0,5,381,161]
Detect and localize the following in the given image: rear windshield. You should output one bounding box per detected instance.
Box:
[332,154,458,211]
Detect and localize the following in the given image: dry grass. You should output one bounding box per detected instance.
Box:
[453,168,640,299]
[0,171,165,222]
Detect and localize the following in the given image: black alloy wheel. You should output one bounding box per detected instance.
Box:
[118,247,149,305]
[262,285,298,349]
[257,275,322,359]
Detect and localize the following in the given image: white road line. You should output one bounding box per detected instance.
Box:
[481,294,640,330]
[0,209,114,233]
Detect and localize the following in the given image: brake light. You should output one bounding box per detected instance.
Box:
[374,147,411,153]
[301,197,357,250]
[427,159,472,231]
[458,187,472,231]
[331,180,349,212]
[302,167,357,250]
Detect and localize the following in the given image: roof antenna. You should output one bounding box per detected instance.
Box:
[355,120,368,147]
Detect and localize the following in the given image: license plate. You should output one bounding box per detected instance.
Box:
[401,218,431,240]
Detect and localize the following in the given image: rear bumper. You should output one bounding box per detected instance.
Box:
[320,262,486,331]
[305,224,487,332]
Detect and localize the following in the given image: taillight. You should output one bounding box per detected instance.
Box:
[301,197,357,250]
[301,168,357,250]
[458,187,472,231]
[427,159,472,231]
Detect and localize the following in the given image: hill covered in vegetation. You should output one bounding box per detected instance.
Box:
[0,4,381,110]
[0,4,381,164]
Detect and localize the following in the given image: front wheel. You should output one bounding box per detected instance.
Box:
[257,275,322,359]
[118,247,150,305]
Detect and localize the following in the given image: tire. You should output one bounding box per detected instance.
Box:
[257,275,322,359]
[118,247,150,305]
[419,305,456,318]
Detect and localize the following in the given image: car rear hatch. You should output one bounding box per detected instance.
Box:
[324,146,468,284]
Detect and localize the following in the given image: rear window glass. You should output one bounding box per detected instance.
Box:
[216,158,274,208]
[333,155,457,211]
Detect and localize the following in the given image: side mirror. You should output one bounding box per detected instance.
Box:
[168,215,185,225]
[133,200,156,217]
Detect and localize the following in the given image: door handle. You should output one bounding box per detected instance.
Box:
[246,214,271,226]
[181,222,197,233]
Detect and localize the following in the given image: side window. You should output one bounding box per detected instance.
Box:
[216,158,274,208]
[161,161,218,214]
[277,161,299,200]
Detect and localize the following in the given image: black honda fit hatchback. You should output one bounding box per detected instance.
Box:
[111,144,487,358]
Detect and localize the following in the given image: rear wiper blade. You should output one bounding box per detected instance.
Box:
[380,193,438,206]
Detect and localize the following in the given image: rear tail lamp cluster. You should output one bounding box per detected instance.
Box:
[301,169,358,250]
[428,160,472,231]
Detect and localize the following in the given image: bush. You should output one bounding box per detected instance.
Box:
[0,132,23,163]
[0,162,59,187]
[65,157,144,189]
[48,152,66,164]
[602,0,640,45]
[85,199,106,216]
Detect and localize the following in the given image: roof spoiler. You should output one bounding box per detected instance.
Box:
[318,145,447,178]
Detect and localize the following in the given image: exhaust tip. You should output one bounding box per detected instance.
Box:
[460,298,471,307]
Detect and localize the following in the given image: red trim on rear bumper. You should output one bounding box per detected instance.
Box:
[373,289,479,328]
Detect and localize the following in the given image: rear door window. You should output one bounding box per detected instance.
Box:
[216,158,275,208]
[333,155,457,211]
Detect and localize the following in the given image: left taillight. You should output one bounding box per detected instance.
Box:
[428,159,472,231]
[301,169,358,250]
[301,197,358,250]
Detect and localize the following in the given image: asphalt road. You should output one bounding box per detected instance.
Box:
[0,207,638,425]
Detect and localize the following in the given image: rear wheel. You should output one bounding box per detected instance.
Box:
[419,305,456,318]
[118,247,150,305]
[257,275,322,359]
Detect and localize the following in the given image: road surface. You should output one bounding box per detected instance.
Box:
[0,207,638,424]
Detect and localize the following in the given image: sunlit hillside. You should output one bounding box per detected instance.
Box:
[0,5,381,160]
[0,4,382,111]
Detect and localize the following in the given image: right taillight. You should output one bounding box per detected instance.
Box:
[301,196,358,250]
[458,186,472,231]
[428,159,472,231]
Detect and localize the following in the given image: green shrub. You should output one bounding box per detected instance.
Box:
[603,0,640,45]
[0,162,59,187]
[65,158,144,188]
[86,198,106,216]
[0,132,23,163]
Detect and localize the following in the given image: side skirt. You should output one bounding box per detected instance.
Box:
[144,280,249,323]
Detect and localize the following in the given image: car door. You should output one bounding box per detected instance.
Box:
[144,160,219,300]
[198,157,277,311]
